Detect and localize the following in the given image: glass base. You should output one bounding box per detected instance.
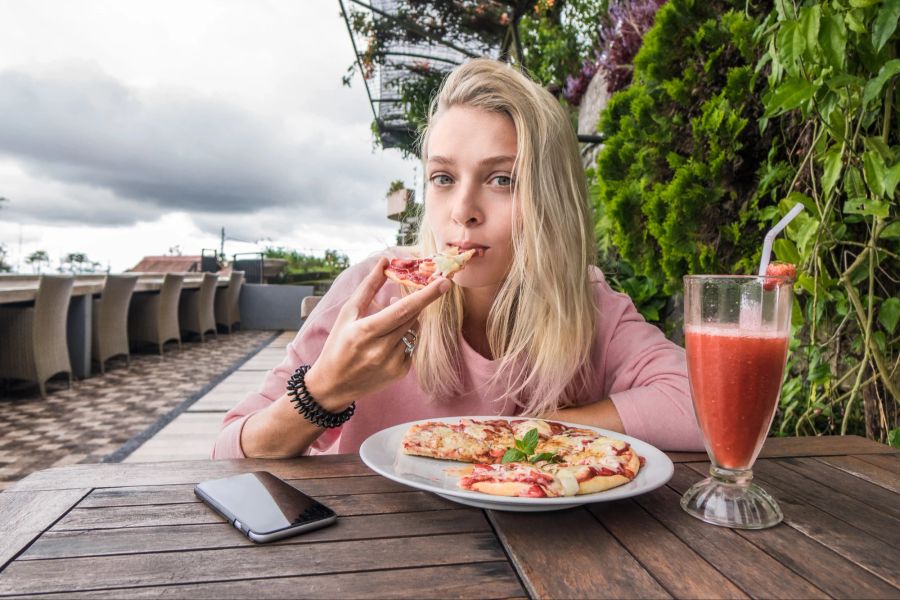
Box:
[680,466,783,529]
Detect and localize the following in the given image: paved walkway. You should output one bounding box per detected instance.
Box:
[124,331,294,462]
[0,329,277,490]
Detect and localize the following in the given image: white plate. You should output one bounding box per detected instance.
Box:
[359,416,674,512]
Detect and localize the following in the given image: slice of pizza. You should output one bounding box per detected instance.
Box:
[459,462,573,498]
[385,247,477,290]
[402,419,513,464]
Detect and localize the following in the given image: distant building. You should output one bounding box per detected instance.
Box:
[387,188,419,246]
[129,254,224,273]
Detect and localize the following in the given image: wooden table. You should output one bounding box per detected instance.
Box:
[1,436,897,598]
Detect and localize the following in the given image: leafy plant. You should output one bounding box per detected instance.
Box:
[756,0,898,441]
[596,0,667,93]
[594,0,771,293]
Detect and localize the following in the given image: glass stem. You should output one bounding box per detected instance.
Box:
[710,465,753,487]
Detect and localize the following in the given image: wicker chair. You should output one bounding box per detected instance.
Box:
[91,275,138,374]
[301,295,322,320]
[214,270,243,333]
[129,273,184,355]
[0,275,74,398]
[179,272,218,342]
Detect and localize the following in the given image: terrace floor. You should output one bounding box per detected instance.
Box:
[0,329,286,490]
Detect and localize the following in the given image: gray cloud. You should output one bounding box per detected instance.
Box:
[0,63,402,233]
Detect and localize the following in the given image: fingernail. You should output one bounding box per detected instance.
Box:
[389,296,399,304]
[438,279,451,293]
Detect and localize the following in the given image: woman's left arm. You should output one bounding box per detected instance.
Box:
[553,277,704,451]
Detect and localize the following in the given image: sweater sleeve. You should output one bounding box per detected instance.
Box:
[210,257,379,459]
[592,272,704,451]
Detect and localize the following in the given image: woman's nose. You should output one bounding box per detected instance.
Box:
[450,184,482,226]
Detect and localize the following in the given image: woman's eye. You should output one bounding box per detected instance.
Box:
[430,174,453,186]
[491,175,512,186]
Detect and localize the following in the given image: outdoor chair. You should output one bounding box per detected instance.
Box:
[0,275,74,398]
[179,272,218,342]
[129,273,184,355]
[214,270,244,333]
[91,274,138,374]
[301,295,322,320]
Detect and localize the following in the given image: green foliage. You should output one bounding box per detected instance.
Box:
[756,0,899,442]
[264,247,349,278]
[594,0,897,442]
[25,250,50,274]
[595,0,771,293]
[59,252,102,274]
[520,0,607,92]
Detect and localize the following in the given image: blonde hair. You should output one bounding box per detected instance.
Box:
[413,58,597,416]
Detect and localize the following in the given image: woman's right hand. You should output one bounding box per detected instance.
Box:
[303,257,450,412]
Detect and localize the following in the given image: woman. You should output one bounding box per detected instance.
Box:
[213,59,702,459]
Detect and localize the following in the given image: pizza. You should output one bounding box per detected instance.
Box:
[401,418,642,498]
[384,247,477,290]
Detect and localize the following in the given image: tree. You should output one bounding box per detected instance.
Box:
[25,250,50,274]
[59,252,102,274]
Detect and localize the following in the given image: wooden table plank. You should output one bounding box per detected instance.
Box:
[54,491,458,531]
[666,435,897,463]
[817,454,900,493]
[751,459,900,548]
[487,508,671,599]
[636,467,828,598]
[10,455,373,491]
[2,563,525,599]
[0,533,508,594]
[669,465,900,598]
[776,456,900,519]
[588,500,748,599]
[855,452,900,471]
[0,489,89,570]
[681,462,900,588]
[23,509,490,560]
[79,475,413,508]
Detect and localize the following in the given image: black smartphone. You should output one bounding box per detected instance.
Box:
[194,471,337,543]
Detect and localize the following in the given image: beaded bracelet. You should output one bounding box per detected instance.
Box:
[286,365,355,429]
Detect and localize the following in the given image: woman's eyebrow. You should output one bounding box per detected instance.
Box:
[427,155,515,166]
[478,155,516,167]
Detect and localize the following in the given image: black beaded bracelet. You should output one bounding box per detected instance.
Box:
[286,365,355,429]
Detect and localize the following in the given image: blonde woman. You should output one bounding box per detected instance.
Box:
[213,59,702,459]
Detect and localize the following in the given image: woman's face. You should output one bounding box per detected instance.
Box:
[424,105,516,291]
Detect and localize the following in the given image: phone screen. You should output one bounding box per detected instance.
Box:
[195,472,335,537]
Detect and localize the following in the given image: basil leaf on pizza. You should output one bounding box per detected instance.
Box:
[529,452,557,463]
[502,448,527,463]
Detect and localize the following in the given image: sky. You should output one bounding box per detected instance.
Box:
[0,0,416,272]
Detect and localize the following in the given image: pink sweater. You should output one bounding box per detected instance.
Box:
[212,256,703,458]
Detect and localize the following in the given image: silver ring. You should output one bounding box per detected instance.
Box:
[402,329,418,357]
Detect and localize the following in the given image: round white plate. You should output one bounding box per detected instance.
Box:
[359,416,674,512]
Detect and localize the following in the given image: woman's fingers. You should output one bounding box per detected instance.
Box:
[363,277,449,337]
[339,257,389,324]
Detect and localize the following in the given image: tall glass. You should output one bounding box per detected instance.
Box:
[681,274,793,529]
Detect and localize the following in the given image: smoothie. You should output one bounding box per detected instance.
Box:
[685,325,789,470]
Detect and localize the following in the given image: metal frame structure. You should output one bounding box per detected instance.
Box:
[338,0,603,150]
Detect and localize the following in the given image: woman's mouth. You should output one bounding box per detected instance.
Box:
[448,242,489,257]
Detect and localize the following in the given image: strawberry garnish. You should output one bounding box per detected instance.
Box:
[764,261,797,290]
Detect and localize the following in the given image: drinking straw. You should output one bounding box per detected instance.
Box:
[757,203,805,276]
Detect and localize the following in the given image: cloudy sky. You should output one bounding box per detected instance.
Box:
[0,0,415,271]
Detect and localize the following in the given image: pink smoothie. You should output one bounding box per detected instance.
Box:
[685,326,789,470]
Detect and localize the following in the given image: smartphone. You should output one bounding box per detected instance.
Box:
[194,471,337,543]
